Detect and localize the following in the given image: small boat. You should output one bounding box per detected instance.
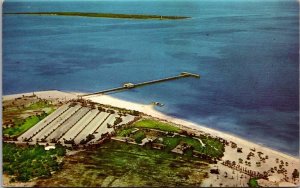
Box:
[153,102,164,107]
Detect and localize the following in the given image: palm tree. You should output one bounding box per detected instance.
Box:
[292,169,299,182]
[239,158,243,164]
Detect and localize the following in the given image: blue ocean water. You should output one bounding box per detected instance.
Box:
[3,0,299,155]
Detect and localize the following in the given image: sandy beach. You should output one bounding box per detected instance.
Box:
[3,90,300,187]
[84,92,300,187]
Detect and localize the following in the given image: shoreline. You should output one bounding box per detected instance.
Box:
[3,90,300,186]
[2,90,299,161]
[86,95,299,161]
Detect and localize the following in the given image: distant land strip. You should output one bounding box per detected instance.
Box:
[5,12,190,20]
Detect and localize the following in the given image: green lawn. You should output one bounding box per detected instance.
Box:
[132,131,146,143]
[160,135,224,158]
[119,118,224,159]
[248,178,259,187]
[3,100,55,137]
[3,112,51,137]
[181,136,204,151]
[36,140,208,187]
[162,136,203,151]
[200,136,225,158]
[116,128,135,137]
[26,101,53,110]
[162,136,181,150]
[133,119,181,133]
[3,143,66,182]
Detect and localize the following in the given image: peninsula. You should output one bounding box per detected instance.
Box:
[5,12,190,20]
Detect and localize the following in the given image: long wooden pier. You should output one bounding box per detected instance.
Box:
[80,72,200,97]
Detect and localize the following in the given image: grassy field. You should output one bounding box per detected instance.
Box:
[117,128,135,137]
[132,131,146,143]
[248,178,259,187]
[3,143,66,182]
[161,135,224,158]
[6,12,190,20]
[25,100,53,110]
[3,99,55,137]
[36,140,208,187]
[200,135,225,158]
[117,118,224,159]
[3,111,52,137]
[133,119,181,133]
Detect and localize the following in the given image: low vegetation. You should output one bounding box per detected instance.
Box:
[3,98,55,138]
[160,135,223,159]
[199,135,225,158]
[3,112,50,137]
[117,128,135,137]
[6,12,190,20]
[36,140,208,187]
[117,118,224,161]
[3,143,66,182]
[248,178,259,187]
[2,97,222,186]
[116,119,225,163]
[132,131,146,143]
[133,119,181,133]
[26,100,53,110]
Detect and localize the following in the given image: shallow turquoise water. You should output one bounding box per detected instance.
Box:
[3,0,299,155]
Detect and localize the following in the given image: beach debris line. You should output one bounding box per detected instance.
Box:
[5,12,190,20]
[80,72,200,97]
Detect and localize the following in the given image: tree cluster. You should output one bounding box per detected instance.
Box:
[3,143,66,182]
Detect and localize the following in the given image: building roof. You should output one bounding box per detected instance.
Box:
[45,145,56,150]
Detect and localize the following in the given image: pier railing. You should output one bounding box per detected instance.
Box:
[80,72,200,97]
